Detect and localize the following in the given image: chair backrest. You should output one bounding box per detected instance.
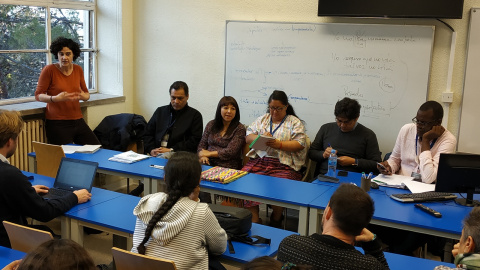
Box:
[32,141,65,178]
[301,135,316,182]
[2,221,53,253]
[383,152,392,162]
[112,247,177,270]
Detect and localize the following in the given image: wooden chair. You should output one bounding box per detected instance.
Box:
[112,247,177,270]
[301,135,315,182]
[2,221,53,253]
[32,141,65,178]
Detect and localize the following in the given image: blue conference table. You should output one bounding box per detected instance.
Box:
[66,192,297,263]
[29,149,332,235]
[24,171,124,239]
[0,235,455,270]
[200,172,332,235]
[0,246,25,268]
[307,171,470,240]
[145,159,333,235]
[28,149,160,196]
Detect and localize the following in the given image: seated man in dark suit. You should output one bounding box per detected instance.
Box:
[131,81,203,196]
[144,81,203,156]
[0,111,91,248]
[277,183,389,270]
[309,97,381,177]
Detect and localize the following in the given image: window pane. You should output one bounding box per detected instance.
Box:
[83,51,95,89]
[0,5,46,50]
[0,53,45,100]
[51,8,90,49]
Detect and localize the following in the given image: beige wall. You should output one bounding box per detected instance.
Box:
[85,0,135,128]
[121,0,479,149]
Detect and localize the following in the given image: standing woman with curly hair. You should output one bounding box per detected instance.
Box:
[34,37,100,145]
[132,152,227,270]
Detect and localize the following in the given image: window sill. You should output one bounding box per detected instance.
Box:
[0,94,125,117]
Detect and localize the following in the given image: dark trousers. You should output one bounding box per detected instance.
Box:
[45,119,100,145]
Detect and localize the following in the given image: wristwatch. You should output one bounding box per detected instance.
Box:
[352,159,358,166]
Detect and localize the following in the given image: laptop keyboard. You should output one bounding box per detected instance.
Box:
[45,188,71,198]
[390,192,457,203]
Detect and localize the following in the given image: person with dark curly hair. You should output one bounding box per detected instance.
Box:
[309,97,381,177]
[131,152,227,270]
[34,37,100,145]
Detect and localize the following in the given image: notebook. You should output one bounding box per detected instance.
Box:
[43,158,98,199]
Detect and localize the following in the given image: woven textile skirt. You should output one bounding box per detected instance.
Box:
[222,157,302,208]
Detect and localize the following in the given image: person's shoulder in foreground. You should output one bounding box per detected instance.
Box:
[277,183,389,270]
[434,206,480,270]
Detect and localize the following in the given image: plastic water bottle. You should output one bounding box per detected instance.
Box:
[327,149,337,177]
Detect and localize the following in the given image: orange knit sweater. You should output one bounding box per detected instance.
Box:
[35,64,87,120]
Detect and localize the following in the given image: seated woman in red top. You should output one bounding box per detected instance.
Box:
[197,96,246,170]
[34,37,100,145]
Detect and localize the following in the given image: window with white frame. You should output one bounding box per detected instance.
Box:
[0,0,96,102]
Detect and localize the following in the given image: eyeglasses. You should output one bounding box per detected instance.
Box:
[412,117,436,126]
[268,106,286,112]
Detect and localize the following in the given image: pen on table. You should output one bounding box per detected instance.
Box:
[373,179,387,185]
[150,164,164,169]
[367,172,373,179]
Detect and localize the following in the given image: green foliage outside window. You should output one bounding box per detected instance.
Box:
[0,4,93,100]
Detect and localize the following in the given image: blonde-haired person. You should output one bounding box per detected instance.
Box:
[0,111,91,248]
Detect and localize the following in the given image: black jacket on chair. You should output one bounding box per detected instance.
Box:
[93,113,147,151]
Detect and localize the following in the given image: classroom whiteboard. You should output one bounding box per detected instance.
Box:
[225,21,434,156]
[458,8,480,154]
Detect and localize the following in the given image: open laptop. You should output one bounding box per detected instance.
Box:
[43,158,99,199]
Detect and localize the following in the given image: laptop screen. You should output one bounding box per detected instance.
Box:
[54,158,98,192]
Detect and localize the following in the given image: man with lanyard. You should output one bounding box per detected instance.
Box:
[377,100,456,184]
[130,81,203,196]
[373,100,456,257]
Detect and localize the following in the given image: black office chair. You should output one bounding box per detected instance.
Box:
[383,152,392,162]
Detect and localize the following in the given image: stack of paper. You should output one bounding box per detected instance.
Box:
[371,174,435,193]
[62,145,101,154]
[247,134,274,158]
[249,134,274,151]
[372,174,413,189]
[108,151,150,164]
[201,166,248,184]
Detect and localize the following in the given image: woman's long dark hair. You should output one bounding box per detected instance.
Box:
[266,90,299,119]
[211,96,241,137]
[137,152,202,254]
